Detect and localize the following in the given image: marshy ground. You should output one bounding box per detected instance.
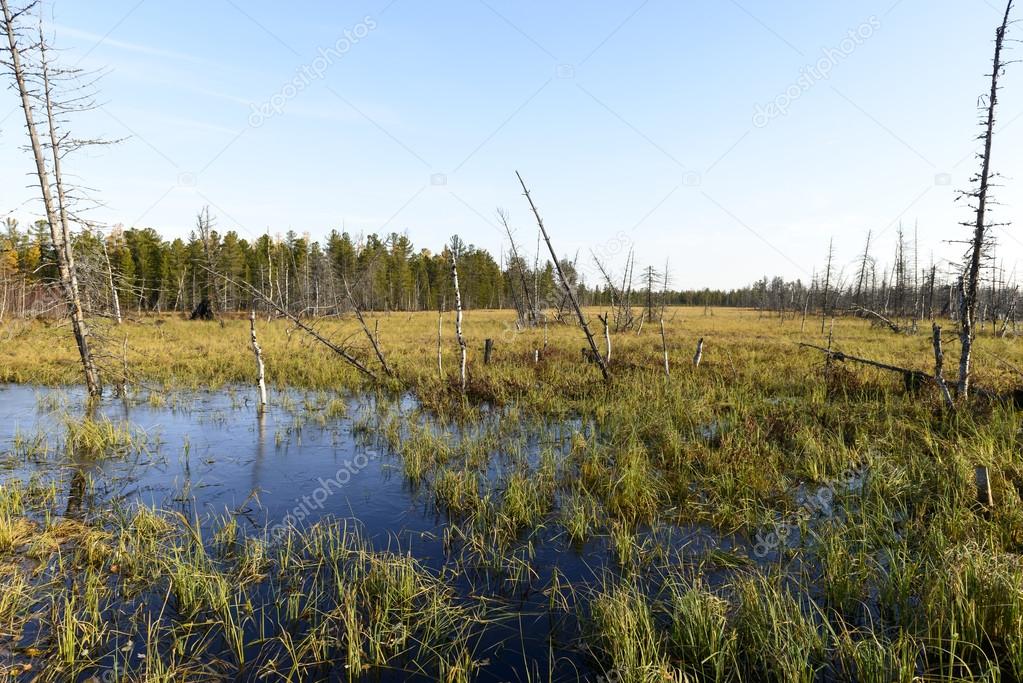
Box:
[2,308,1023,681]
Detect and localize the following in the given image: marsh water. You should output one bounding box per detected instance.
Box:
[1,386,450,545]
[0,383,758,681]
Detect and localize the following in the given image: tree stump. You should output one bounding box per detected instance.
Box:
[976,466,994,508]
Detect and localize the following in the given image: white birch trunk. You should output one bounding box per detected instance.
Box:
[450,254,467,392]
[250,311,267,411]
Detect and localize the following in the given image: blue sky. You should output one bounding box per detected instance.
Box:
[1,0,1021,289]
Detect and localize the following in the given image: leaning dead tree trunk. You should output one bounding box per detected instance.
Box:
[250,310,267,411]
[516,171,609,381]
[342,274,392,377]
[2,0,101,395]
[958,0,1014,400]
[693,338,704,367]
[449,251,467,392]
[210,268,377,381]
[852,305,902,334]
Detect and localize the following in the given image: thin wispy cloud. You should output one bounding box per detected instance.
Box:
[46,23,208,64]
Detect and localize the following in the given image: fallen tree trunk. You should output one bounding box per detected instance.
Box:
[852,305,902,334]
[799,343,922,377]
[799,342,1006,403]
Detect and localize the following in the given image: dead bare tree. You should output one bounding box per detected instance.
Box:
[591,252,629,331]
[854,230,873,307]
[193,207,220,320]
[957,0,1014,400]
[620,248,636,330]
[449,245,467,392]
[497,207,536,327]
[516,171,609,381]
[820,239,834,335]
[644,265,657,323]
[2,0,100,394]
[100,235,121,325]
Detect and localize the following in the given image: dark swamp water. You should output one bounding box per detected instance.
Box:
[0,383,761,682]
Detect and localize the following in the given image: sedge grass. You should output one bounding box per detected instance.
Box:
[5,309,1023,678]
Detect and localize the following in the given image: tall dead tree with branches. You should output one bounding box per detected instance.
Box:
[2,0,101,395]
[497,207,537,327]
[192,207,220,320]
[854,230,872,308]
[958,0,1014,400]
[100,235,121,325]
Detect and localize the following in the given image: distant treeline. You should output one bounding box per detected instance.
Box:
[0,217,1011,329]
[0,217,754,318]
